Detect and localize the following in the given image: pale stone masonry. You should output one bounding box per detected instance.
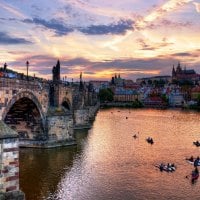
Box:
[47,115,74,141]
[0,121,24,200]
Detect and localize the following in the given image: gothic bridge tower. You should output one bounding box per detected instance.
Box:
[50,60,60,107]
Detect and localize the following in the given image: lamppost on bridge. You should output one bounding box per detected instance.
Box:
[26,61,29,81]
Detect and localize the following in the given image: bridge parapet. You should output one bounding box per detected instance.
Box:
[0,78,49,121]
[0,77,49,91]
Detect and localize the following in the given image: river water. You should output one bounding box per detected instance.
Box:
[20,108,200,200]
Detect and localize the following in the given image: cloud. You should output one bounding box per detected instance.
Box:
[137,39,156,51]
[171,52,199,57]
[7,52,200,81]
[62,0,134,20]
[136,0,193,29]
[137,38,173,51]
[79,19,134,35]
[172,52,193,57]
[0,32,32,45]
[193,2,200,13]
[0,2,25,18]
[23,18,74,36]
[146,19,192,30]
[23,17,134,36]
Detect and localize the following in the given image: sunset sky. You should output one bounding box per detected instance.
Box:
[0,0,200,81]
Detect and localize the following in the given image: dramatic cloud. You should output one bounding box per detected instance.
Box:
[23,18,74,36]
[1,0,200,80]
[0,32,32,45]
[136,0,193,29]
[23,17,134,36]
[137,38,173,51]
[146,19,192,29]
[80,19,134,35]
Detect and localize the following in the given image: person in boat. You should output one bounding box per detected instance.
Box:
[191,167,199,184]
[189,156,194,162]
[167,163,170,168]
[195,167,199,175]
[194,157,200,167]
[160,163,164,171]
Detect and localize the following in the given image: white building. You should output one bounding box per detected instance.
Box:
[169,92,184,107]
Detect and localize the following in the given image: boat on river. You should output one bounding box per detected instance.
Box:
[146,137,154,144]
[193,141,200,147]
[155,163,176,172]
[186,157,200,166]
[191,169,199,183]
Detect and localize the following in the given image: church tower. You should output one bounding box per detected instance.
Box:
[172,65,176,77]
[176,62,182,74]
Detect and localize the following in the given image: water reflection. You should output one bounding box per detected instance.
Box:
[20,109,200,200]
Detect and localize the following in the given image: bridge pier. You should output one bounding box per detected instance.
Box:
[74,109,91,129]
[0,121,25,200]
[74,103,100,129]
[46,112,75,147]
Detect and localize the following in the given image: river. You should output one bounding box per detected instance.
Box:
[20,108,200,200]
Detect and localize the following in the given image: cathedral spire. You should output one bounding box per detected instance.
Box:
[172,65,175,76]
[176,61,182,73]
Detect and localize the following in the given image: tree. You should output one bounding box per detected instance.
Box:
[148,80,152,85]
[161,94,169,104]
[197,94,200,106]
[99,88,113,102]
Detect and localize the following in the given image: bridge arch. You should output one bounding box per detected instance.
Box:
[61,97,71,111]
[2,91,46,140]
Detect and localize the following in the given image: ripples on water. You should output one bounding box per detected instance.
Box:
[20,109,200,200]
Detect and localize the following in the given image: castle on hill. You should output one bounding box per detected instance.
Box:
[172,62,200,83]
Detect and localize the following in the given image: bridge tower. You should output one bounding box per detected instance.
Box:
[50,60,61,107]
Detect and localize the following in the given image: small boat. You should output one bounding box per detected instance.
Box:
[155,164,176,172]
[133,134,137,139]
[186,159,194,165]
[146,137,154,144]
[192,172,199,183]
[193,141,200,147]
[186,158,200,166]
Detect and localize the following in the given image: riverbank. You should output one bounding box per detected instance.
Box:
[101,102,200,111]
[100,101,143,108]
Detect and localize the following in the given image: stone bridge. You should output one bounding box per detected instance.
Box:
[0,61,99,199]
[0,60,99,148]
